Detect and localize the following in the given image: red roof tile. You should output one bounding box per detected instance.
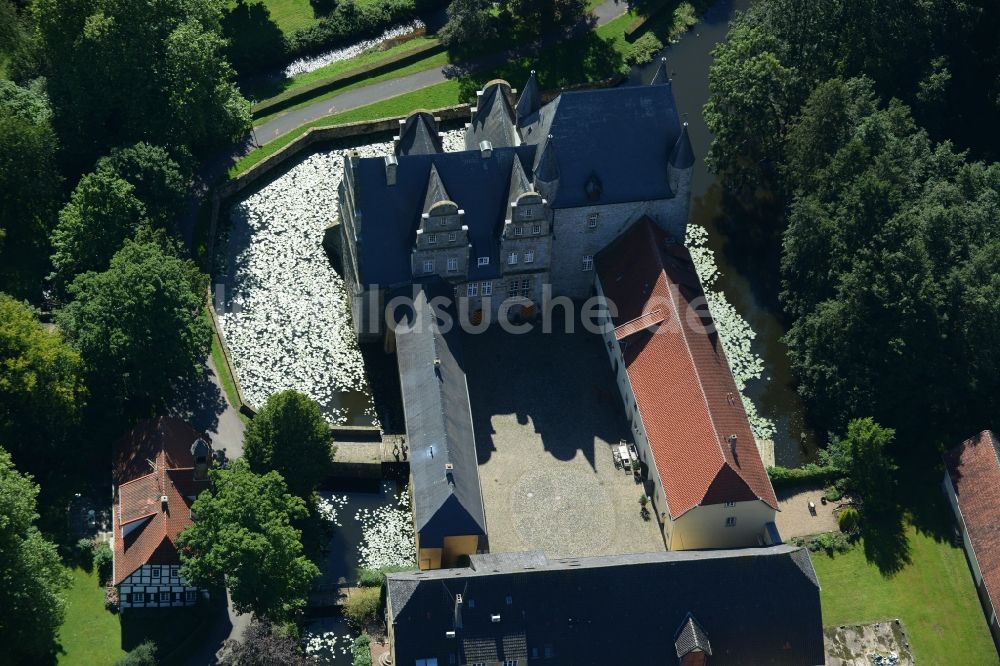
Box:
[111,417,211,585]
[597,218,778,518]
[944,430,1000,617]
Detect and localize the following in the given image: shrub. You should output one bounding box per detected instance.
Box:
[75,537,95,568]
[343,586,382,629]
[357,565,417,587]
[838,507,860,533]
[352,634,373,666]
[807,532,851,555]
[824,485,843,502]
[115,640,156,665]
[94,542,114,585]
[105,584,120,613]
[624,32,664,66]
[767,463,842,488]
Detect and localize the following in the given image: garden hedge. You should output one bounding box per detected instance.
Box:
[766,463,843,488]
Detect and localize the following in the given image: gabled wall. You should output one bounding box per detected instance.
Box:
[117,564,206,609]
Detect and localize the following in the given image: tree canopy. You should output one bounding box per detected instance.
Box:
[244,390,333,499]
[0,446,70,662]
[95,143,191,231]
[178,460,320,622]
[0,294,86,476]
[221,620,315,666]
[0,79,61,298]
[57,237,211,413]
[30,0,250,170]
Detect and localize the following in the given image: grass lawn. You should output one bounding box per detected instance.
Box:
[253,49,450,125]
[260,0,319,35]
[205,306,242,412]
[230,79,462,177]
[250,35,440,102]
[811,525,999,664]
[58,567,126,665]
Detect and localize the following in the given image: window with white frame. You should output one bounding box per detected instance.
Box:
[532,223,541,235]
[438,218,447,227]
[151,567,160,578]
[523,207,534,220]
[582,255,594,271]
[448,231,457,242]
[423,260,434,273]
[514,225,524,236]
[508,281,518,298]
[134,592,145,603]
[185,590,197,602]
[504,661,519,666]
[416,660,440,666]
[724,501,736,508]
[508,252,518,265]
[481,281,493,296]
[587,212,599,228]
[447,257,458,272]
[477,257,489,267]
[725,516,737,527]
[159,591,170,603]
[520,278,531,297]
[524,250,534,264]
[427,233,437,245]
[467,282,478,297]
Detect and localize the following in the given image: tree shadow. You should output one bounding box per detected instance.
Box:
[168,364,226,437]
[860,506,912,577]
[223,0,287,78]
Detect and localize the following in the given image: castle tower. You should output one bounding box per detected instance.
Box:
[191,438,211,481]
[668,122,695,226]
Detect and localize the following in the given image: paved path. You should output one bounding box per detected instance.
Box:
[182,590,252,665]
[169,356,246,460]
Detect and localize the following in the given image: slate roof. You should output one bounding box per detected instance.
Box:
[466,80,520,150]
[350,146,537,285]
[386,545,825,666]
[423,163,451,212]
[515,70,541,124]
[111,417,211,585]
[944,430,1000,620]
[521,84,682,207]
[395,110,443,157]
[675,613,713,658]
[392,281,487,546]
[597,218,778,517]
[650,56,671,86]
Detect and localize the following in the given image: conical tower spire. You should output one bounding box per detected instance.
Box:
[669,122,694,170]
[423,163,452,213]
[516,70,541,123]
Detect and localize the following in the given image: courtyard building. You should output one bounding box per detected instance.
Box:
[943,429,1000,651]
[391,281,488,569]
[385,545,826,665]
[111,417,211,609]
[595,218,780,549]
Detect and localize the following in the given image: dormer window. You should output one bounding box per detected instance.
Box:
[532,224,541,235]
[448,232,457,242]
[523,207,534,220]
[477,257,490,267]
[587,212,599,228]
[438,218,447,227]
[427,233,437,245]
[514,226,524,236]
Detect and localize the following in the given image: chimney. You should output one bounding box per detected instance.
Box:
[479,140,493,159]
[729,434,738,456]
[160,495,169,512]
[385,154,398,186]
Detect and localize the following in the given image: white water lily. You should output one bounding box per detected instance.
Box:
[686,224,777,440]
[355,486,416,569]
[284,21,426,78]
[218,131,464,425]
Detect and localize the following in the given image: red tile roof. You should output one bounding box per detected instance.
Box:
[111,417,211,585]
[597,218,778,518]
[944,430,1000,617]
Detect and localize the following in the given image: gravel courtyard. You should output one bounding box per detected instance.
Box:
[464,317,665,558]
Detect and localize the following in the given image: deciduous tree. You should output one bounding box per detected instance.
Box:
[0,447,70,662]
[57,238,210,412]
[178,460,320,621]
[244,390,333,499]
[0,294,86,475]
